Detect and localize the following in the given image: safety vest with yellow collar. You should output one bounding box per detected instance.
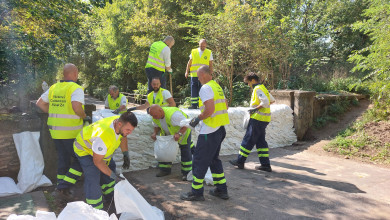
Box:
[107,93,128,114]
[73,116,122,164]
[152,107,191,145]
[147,88,169,107]
[199,80,230,128]
[47,81,84,139]
[145,41,167,72]
[250,84,271,122]
[190,48,211,77]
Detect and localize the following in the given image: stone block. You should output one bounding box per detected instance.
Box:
[294,91,316,140]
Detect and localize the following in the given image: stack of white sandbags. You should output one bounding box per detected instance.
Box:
[94,104,297,172]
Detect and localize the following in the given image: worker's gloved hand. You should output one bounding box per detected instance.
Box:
[127,107,136,112]
[112,108,120,114]
[83,116,92,124]
[189,116,200,127]
[248,108,257,115]
[110,172,125,183]
[167,69,173,74]
[122,151,130,170]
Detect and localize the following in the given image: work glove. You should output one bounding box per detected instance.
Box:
[112,108,120,114]
[83,116,92,125]
[167,69,173,74]
[189,116,201,127]
[110,171,125,183]
[122,151,130,170]
[127,107,137,112]
[248,108,257,115]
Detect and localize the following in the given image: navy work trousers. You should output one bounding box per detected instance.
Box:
[159,134,193,175]
[53,139,81,187]
[145,67,167,94]
[190,77,201,108]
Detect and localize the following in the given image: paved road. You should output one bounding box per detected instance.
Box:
[124,146,390,220]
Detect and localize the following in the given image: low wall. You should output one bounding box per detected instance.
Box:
[92,105,297,172]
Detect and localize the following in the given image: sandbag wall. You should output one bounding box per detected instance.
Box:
[93,104,297,172]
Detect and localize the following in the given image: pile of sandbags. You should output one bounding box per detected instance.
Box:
[94,104,297,172]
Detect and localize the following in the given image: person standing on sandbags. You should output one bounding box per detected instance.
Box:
[148,105,193,180]
[105,85,128,114]
[180,65,230,201]
[127,77,176,112]
[69,112,137,210]
[229,72,275,172]
[36,63,91,197]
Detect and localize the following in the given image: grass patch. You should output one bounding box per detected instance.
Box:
[314,97,357,128]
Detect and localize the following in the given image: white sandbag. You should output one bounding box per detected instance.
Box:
[57,201,118,220]
[114,178,164,220]
[186,168,213,186]
[154,135,178,162]
[119,207,164,220]
[7,211,56,220]
[0,177,22,197]
[13,132,52,193]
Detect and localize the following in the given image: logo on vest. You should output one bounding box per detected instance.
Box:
[204,56,208,59]
[116,103,119,107]
[156,98,160,104]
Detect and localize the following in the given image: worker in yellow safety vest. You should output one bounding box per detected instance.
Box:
[229,72,275,172]
[36,63,91,197]
[69,112,137,209]
[127,77,175,112]
[105,85,128,114]
[145,36,175,93]
[185,39,213,109]
[180,65,230,201]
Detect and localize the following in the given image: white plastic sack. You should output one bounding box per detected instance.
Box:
[242,112,250,129]
[114,177,164,220]
[186,168,213,185]
[154,135,178,162]
[0,177,22,197]
[7,210,56,220]
[57,201,118,220]
[120,207,164,220]
[13,132,52,193]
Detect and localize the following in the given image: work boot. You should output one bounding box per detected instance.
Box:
[156,170,171,177]
[180,191,205,201]
[255,165,272,172]
[229,159,244,169]
[182,174,188,181]
[52,188,73,201]
[209,188,229,200]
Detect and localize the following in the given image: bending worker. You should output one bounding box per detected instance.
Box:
[105,85,128,114]
[148,105,192,180]
[127,77,175,111]
[185,39,213,109]
[70,112,136,209]
[145,36,175,93]
[36,63,90,196]
[230,72,275,172]
[180,65,230,201]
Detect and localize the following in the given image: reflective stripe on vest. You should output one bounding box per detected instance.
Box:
[190,48,211,77]
[74,116,122,163]
[152,107,191,145]
[47,82,84,139]
[147,88,169,107]
[250,84,271,122]
[199,80,230,128]
[145,41,167,72]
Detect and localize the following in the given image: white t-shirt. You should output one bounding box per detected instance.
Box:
[92,120,121,155]
[198,84,220,134]
[189,48,214,61]
[160,46,171,67]
[105,95,127,108]
[153,111,186,135]
[41,87,85,104]
[253,87,276,108]
[147,90,172,105]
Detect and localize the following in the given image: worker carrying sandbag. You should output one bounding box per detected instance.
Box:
[148,104,193,181]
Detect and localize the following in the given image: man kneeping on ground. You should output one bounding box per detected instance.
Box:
[149,105,193,180]
[71,112,137,209]
[180,65,230,201]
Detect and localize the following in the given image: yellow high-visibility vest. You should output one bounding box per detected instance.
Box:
[250,84,271,122]
[152,107,191,145]
[145,41,167,72]
[199,80,230,128]
[147,88,169,107]
[74,116,122,164]
[107,93,128,114]
[47,81,84,139]
[190,48,211,77]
